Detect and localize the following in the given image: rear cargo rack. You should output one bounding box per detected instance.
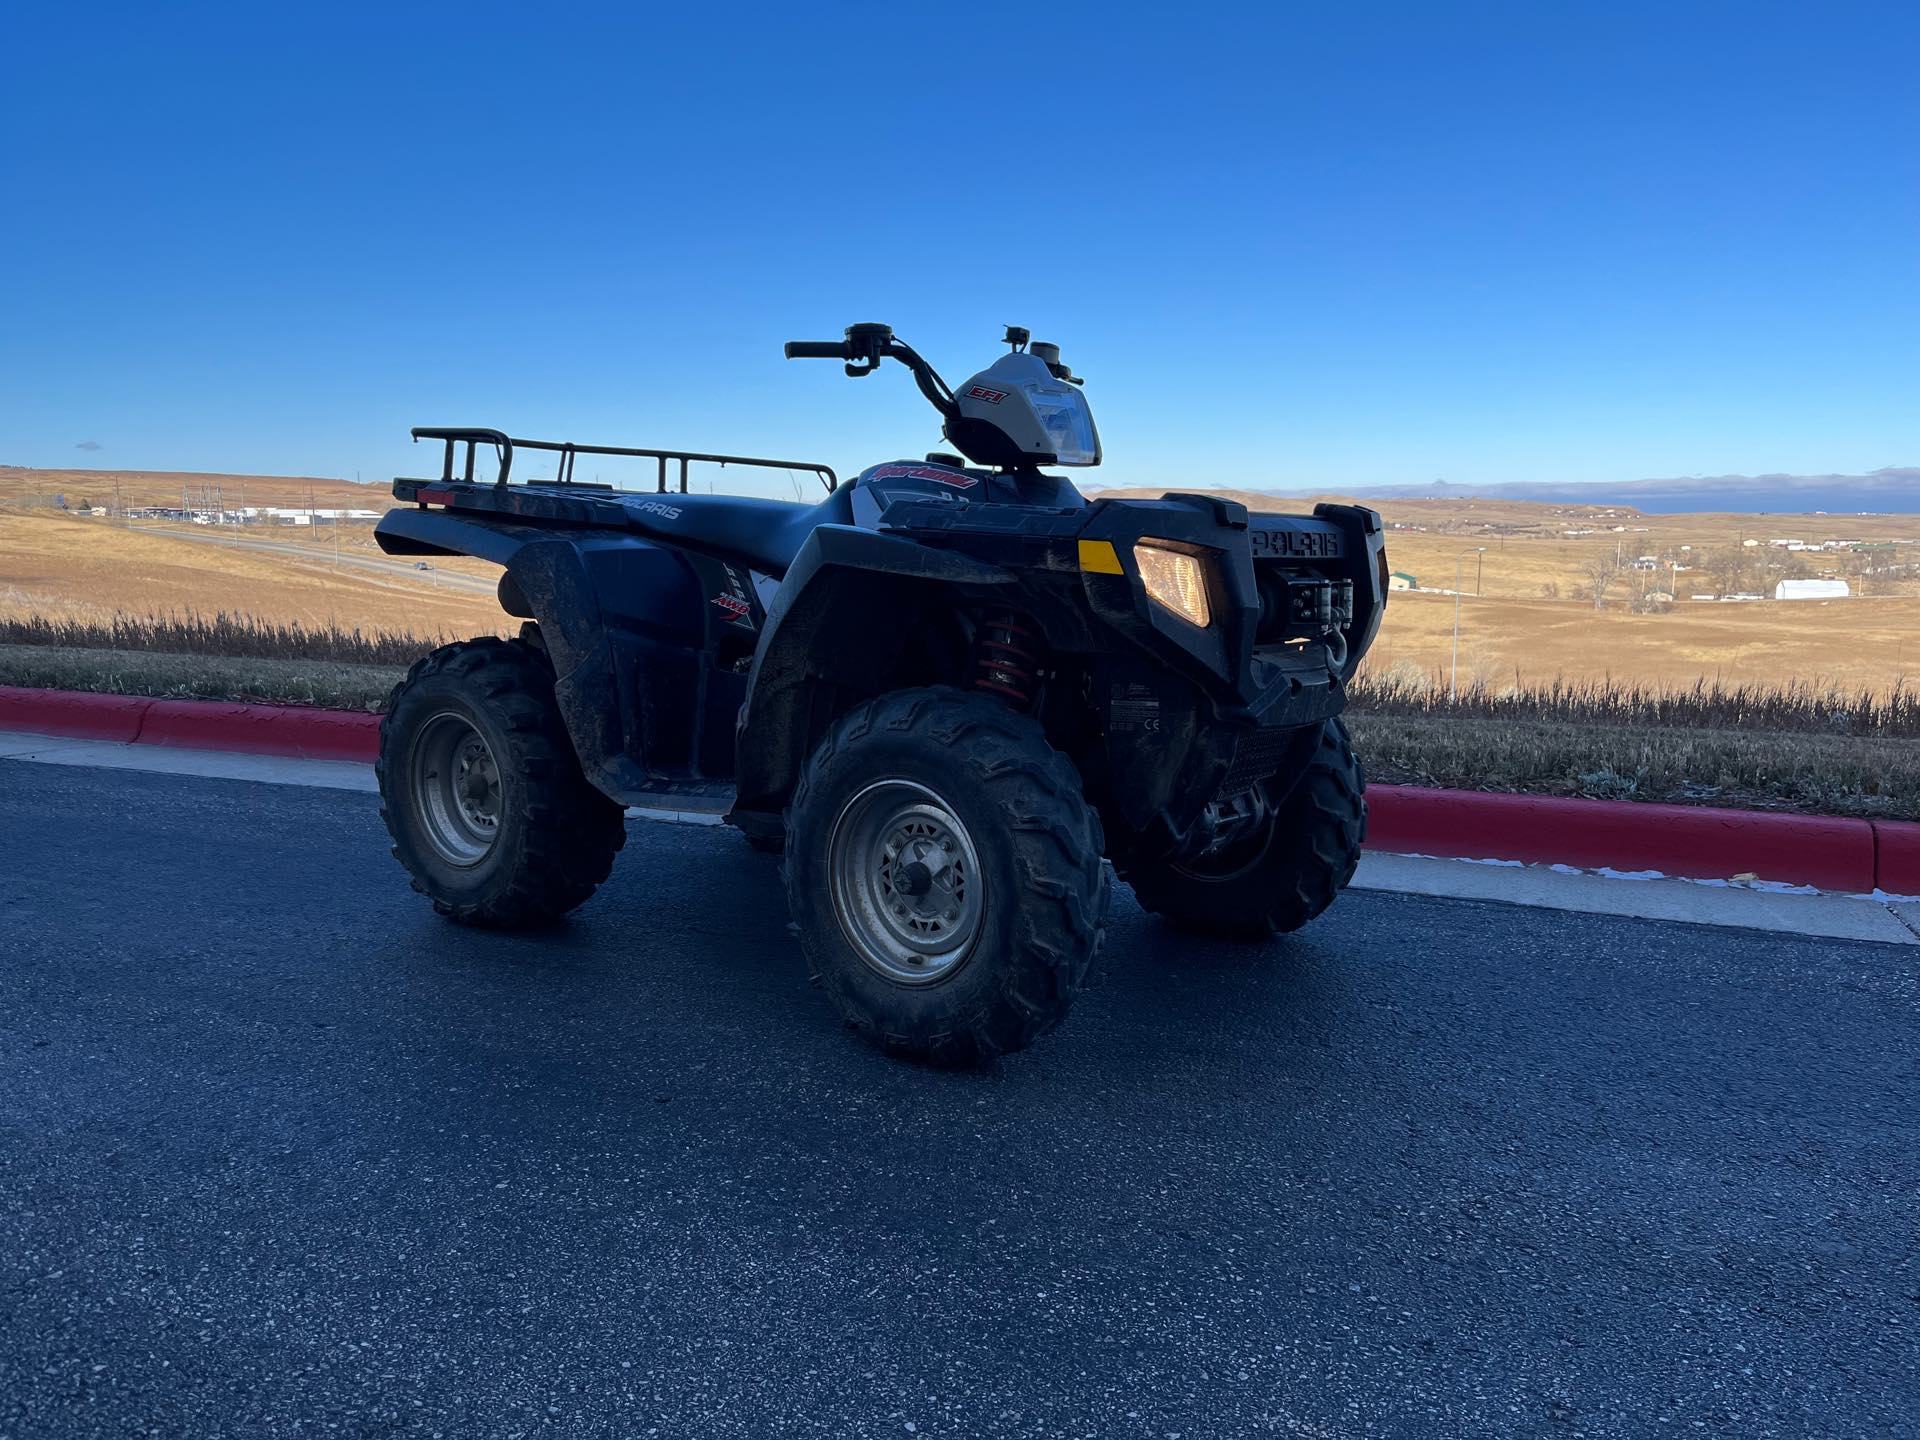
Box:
[411,427,837,493]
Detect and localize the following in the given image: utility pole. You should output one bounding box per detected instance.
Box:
[1450,547,1487,700]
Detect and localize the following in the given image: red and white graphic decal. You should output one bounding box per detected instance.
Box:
[867,463,979,490]
[711,592,753,619]
[966,385,1007,404]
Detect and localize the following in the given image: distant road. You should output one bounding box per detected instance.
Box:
[135,522,499,596]
[2,760,1912,1437]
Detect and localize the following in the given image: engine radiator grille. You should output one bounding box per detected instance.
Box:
[1216,726,1301,799]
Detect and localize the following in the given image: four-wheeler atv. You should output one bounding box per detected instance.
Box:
[374,324,1386,1062]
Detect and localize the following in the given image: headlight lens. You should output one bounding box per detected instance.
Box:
[1135,542,1212,627]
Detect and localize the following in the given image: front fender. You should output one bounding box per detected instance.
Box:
[730,524,1014,819]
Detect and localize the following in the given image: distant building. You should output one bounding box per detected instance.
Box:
[1774,579,1850,601]
[1389,571,1418,591]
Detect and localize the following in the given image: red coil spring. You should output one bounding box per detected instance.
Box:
[971,611,1043,708]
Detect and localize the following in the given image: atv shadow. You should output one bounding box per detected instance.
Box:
[375,826,1366,1117]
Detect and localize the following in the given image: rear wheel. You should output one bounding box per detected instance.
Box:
[785,686,1108,1064]
[1117,717,1365,939]
[378,636,625,926]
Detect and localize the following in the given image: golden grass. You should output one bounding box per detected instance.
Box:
[0,611,459,666]
[1368,590,1920,695]
[1350,670,1920,736]
[0,645,401,711]
[1350,712,1919,821]
[0,506,503,635]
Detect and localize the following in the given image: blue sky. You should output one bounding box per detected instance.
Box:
[2,1,1914,492]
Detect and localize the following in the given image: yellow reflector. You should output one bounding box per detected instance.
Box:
[1077,539,1125,575]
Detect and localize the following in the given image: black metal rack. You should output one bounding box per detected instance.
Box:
[411,427,837,494]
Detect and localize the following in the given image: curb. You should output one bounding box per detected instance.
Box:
[1366,785,1905,895]
[2,685,1914,894]
[0,686,380,764]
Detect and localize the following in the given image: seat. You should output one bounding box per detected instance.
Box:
[616,484,854,578]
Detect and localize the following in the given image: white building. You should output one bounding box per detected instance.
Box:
[1774,579,1850,601]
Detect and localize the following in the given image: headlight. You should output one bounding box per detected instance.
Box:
[1135,541,1212,627]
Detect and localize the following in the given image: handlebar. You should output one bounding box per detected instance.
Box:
[782,324,959,424]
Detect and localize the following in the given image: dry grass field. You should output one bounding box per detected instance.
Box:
[1367,590,1920,694]
[7,463,1920,700]
[1099,486,1920,695]
[0,467,504,635]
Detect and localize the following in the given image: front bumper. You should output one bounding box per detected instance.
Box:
[1071,495,1386,857]
[1075,493,1385,725]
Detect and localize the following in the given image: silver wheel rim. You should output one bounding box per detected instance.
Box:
[410,711,502,867]
[827,779,984,985]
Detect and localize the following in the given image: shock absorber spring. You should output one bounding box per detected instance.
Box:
[971,611,1044,709]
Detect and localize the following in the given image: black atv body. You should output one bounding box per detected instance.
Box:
[377,441,1383,864]
[372,327,1385,1063]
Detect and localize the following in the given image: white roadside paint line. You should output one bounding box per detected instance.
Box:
[0,730,378,792]
[1,728,1912,944]
[626,807,725,826]
[1353,852,1916,946]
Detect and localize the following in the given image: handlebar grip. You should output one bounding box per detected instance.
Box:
[784,340,850,360]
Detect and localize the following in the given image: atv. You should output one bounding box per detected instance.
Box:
[374,323,1386,1062]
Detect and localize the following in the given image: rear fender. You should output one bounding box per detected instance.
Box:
[730,525,1014,819]
[375,508,682,799]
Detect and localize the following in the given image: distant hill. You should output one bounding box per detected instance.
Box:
[0,465,377,511]
[9,462,1915,517]
[1330,468,1920,515]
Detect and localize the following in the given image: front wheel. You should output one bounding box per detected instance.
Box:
[784,686,1109,1064]
[1117,717,1366,940]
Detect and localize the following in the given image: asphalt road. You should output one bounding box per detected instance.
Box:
[1,762,1914,1439]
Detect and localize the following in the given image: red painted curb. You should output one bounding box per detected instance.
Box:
[1869,821,1920,896]
[0,685,379,764]
[1366,785,1877,892]
[0,687,154,743]
[140,699,380,763]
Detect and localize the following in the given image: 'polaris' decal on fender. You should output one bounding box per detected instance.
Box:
[633,500,682,521]
[867,463,979,490]
[1251,528,1343,560]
